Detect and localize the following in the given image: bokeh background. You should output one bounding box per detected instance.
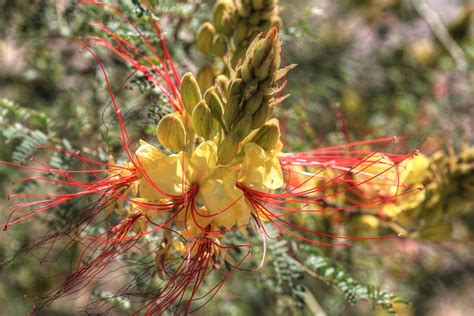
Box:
[1,0,473,315]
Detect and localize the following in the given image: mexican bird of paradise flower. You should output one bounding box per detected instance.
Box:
[1,1,416,314]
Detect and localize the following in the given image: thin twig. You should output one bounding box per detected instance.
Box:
[410,0,467,70]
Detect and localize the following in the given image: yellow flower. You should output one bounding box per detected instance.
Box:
[134,140,165,170]
[239,143,284,192]
[135,141,185,200]
[353,153,399,198]
[199,166,251,230]
[187,141,217,184]
[399,153,430,185]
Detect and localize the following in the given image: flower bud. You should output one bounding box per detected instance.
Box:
[236,1,251,17]
[192,100,214,139]
[250,119,280,151]
[180,72,202,115]
[244,79,259,100]
[251,0,264,10]
[254,55,273,80]
[235,20,249,44]
[244,90,264,114]
[251,102,272,129]
[224,79,244,127]
[251,28,277,68]
[156,113,186,151]
[212,34,227,57]
[224,95,242,128]
[261,7,276,19]
[196,22,215,54]
[197,64,214,91]
[215,74,230,95]
[213,0,234,35]
[218,133,240,165]
[207,90,225,120]
[240,60,253,83]
[234,114,253,139]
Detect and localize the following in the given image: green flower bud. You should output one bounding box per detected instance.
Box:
[224,95,242,128]
[215,75,230,95]
[236,1,251,17]
[233,114,253,139]
[254,55,273,80]
[250,119,280,151]
[235,20,249,43]
[156,113,186,151]
[243,79,259,100]
[212,34,227,57]
[244,90,263,114]
[261,7,276,20]
[192,100,214,139]
[251,0,264,10]
[240,60,253,83]
[180,72,202,115]
[218,133,240,165]
[228,78,243,98]
[207,90,225,120]
[251,28,277,68]
[197,22,215,54]
[213,0,234,35]
[251,102,272,129]
[197,65,214,91]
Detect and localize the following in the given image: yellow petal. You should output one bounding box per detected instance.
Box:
[139,152,186,200]
[353,153,399,198]
[134,140,165,171]
[199,167,251,230]
[188,140,218,184]
[239,143,283,192]
[399,153,430,185]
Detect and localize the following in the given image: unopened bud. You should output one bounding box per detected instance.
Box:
[251,102,272,129]
[213,0,234,35]
[180,72,202,115]
[234,114,253,139]
[156,113,186,151]
[212,34,227,57]
[251,0,264,10]
[224,95,242,128]
[235,20,249,44]
[254,55,273,80]
[252,28,277,68]
[218,133,240,165]
[197,22,215,54]
[244,79,259,100]
[207,90,224,120]
[240,60,253,83]
[215,75,230,95]
[236,2,251,17]
[244,91,264,114]
[250,119,280,151]
[197,65,214,91]
[192,100,214,139]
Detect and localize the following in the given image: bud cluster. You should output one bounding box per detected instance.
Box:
[196,0,281,89]
[156,28,292,167]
